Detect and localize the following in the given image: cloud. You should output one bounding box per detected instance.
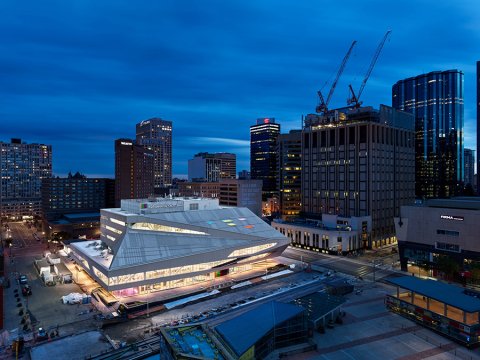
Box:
[0,0,477,176]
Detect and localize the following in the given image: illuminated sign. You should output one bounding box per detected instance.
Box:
[120,141,132,146]
[264,118,270,123]
[440,215,464,221]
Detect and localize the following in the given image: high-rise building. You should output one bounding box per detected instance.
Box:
[302,105,415,248]
[0,138,52,219]
[464,148,475,190]
[114,139,154,206]
[393,70,464,199]
[217,153,236,179]
[219,179,263,217]
[250,118,280,198]
[188,152,236,182]
[41,172,115,220]
[238,170,251,180]
[277,130,302,219]
[136,118,172,190]
[41,173,115,240]
[477,61,480,195]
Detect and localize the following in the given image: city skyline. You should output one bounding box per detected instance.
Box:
[0,1,479,177]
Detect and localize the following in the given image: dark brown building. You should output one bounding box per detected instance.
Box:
[115,139,154,206]
[302,105,415,248]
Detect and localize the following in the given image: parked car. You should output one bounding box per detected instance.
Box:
[22,285,32,296]
[19,275,28,285]
[37,327,47,341]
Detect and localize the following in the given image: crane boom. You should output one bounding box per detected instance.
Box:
[316,40,357,113]
[348,30,391,107]
[326,40,357,106]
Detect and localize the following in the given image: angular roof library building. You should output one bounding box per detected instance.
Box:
[68,197,289,296]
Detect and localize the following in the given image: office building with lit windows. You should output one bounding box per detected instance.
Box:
[277,130,302,220]
[67,197,289,295]
[393,70,464,198]
[41,173,115,239]
[302,105,415,248]
[114,139,154,207]
[188,152,236,182]
[0,138,52,219]
[250,118,280,198]
[136,118,173,190]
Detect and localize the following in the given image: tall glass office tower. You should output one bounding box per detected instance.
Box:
[392,70,464,199]
[136,118,172,190]
[250,118,280,198]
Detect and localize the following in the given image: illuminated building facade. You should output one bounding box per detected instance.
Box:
[393,70,464,198]
[272,214,371,255]
[277,130,302,220]
[188,152,236,182]
[114,139,154,207]
[136,118,173,190]
[250,118,280,198]
[0,138,52,219]
[395,198,480,275]
[68,197,288,295]
[302,105,415,248]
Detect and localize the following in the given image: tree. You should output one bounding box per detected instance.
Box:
[435,255,459,280]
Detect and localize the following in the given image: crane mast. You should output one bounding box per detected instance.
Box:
[348,30,391,108]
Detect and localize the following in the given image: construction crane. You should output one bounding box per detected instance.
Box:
[316,40,357,114]
[347,30,391,108]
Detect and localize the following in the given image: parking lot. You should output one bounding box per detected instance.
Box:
[3,222,100,340]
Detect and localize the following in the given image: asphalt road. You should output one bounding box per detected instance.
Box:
[283,246,401,281]
[6,221,46,257]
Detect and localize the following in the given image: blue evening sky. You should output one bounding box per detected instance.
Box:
[0,1,479,178]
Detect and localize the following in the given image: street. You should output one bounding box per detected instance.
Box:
[282,246,401,281]
[4,221,46,259]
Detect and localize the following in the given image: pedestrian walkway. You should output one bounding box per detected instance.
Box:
[396,343,459,360]
[316,325,421,355]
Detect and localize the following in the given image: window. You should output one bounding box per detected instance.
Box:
[131,222,208,235]
[189,203,199,210]
[435,242,460,253]
[110,218,125,226]
[436,229,459,237]
[228,243,277,257]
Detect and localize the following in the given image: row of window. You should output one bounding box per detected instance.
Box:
[436,229,459,237]
[435,242,460,253]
